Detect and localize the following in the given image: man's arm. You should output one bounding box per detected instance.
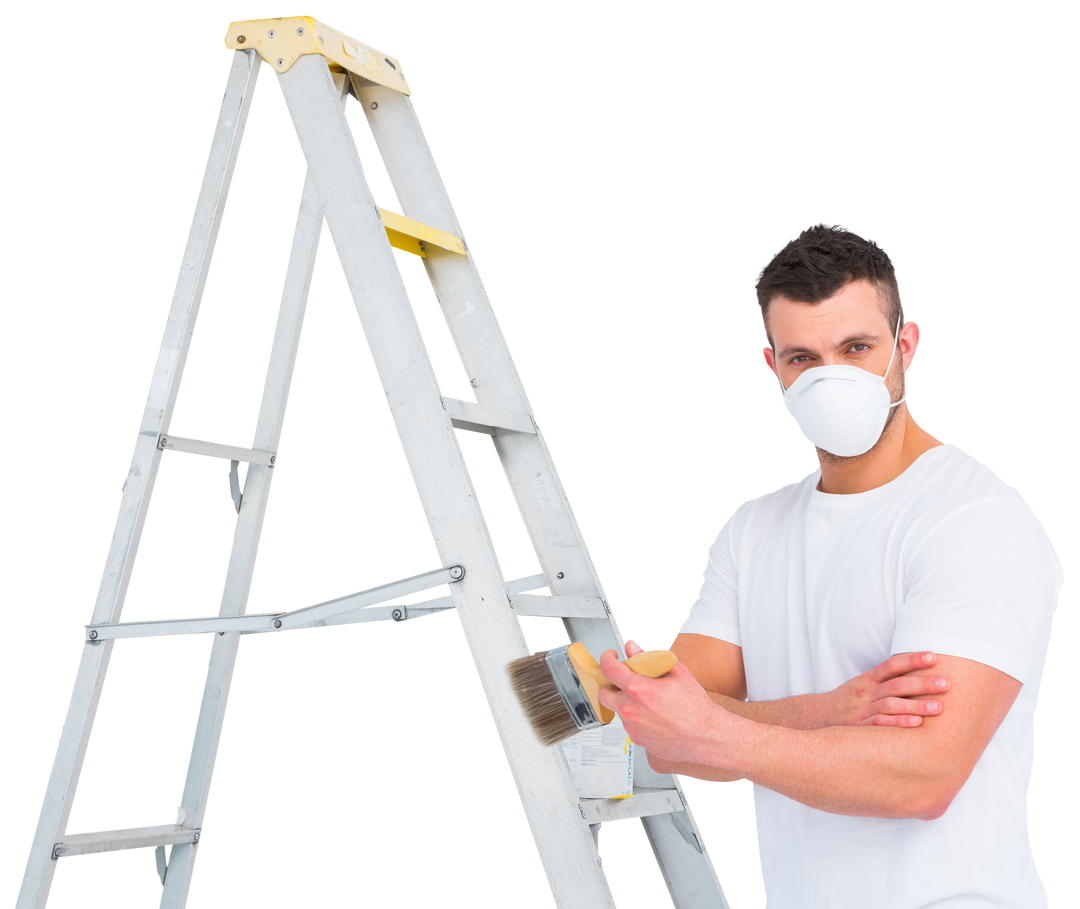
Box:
[602,648,1021,819]
[674,633,949,731]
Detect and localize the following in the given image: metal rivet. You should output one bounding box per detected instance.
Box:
[296,27,305,36]
[269,455,276,465]
[267,29,276,38]
[273,619,282,628]
[88,630,98,640]
[391,608,404,621]
[557,572,565,579]
[236,35,246,44]
[449,566,465,580]
[276,58,285,67]
[193,832,200,842]
[369,101,378,110]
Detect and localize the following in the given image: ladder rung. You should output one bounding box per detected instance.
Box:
[441,397,535,435]
[158,434,276,466]
[578,788,685,824]
[509,594,608,618]
[380,207,464,256]
[52,824,200,858]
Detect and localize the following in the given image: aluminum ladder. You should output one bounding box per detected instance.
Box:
[14,15,734,906]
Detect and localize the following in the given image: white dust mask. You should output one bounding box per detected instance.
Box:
[780,316,906,457]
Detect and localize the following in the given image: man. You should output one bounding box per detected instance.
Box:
[599,226,1061,907]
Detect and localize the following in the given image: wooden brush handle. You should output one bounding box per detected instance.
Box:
[589,650,678,688]
[565,643,678,725]
[600,647,673,682]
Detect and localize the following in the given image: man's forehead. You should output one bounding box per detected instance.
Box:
[767,280,891,349]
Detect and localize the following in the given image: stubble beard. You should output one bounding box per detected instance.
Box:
[816,365,907,466]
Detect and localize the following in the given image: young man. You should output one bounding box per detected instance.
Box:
[599,226,1061,907]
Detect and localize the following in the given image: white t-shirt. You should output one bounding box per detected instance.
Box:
[680,445,1061,909]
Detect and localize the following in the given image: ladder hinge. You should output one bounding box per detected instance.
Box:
[225,17,411,91]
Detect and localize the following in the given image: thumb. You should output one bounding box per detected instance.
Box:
[624,639,644,658]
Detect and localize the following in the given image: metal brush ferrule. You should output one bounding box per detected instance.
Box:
[544,644,602,733]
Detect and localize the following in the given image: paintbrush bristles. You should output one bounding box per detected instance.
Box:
[508,652,580,746]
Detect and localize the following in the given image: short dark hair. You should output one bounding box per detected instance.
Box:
[755,225,902,344]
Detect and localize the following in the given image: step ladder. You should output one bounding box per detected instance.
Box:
[18,18,729,909]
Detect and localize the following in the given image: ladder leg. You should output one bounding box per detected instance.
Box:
[354,80,729,908]
[17,49,261,909]
[160,163,328,909]
[278,55,616,909]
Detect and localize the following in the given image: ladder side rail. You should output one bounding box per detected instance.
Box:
[354,83,621,658]
[278,56,616,909]
[642,808,731,909]
[161,156,332,909]
[17,49,261,909]
[354,82,728,908]
[533,421,734,902]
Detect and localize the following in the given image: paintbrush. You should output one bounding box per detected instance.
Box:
[508,642,678,746]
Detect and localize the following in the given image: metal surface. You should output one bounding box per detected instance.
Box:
[16,47,263,906]
[545,644,602,733]
[83,561,464,639]
[354,72,728,908]
[22,29,726,909]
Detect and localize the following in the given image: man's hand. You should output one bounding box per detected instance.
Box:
[598,642,737,767]
[820,651,949,727]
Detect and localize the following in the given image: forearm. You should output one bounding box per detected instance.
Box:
[647,691,828,781]
[706,690,827,730]
[644,752,743,782]
[713,715,954,819]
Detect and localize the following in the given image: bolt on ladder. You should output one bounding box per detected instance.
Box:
[18,17,729,909]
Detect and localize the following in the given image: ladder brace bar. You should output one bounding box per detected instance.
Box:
[86,565,466,640]
[441,397,536,435]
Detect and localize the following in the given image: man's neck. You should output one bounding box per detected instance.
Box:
[817,408,942,495]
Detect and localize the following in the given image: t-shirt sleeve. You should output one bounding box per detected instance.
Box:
[679,509,744,647]
[892,496,1061,684]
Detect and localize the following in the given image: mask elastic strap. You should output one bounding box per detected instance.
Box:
[884,312,906,409]
[882,312,903,381]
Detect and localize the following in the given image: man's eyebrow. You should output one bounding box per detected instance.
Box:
[775,334,883,359]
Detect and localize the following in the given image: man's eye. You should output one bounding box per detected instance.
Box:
[849,344,869,353]
[790,355,810,364]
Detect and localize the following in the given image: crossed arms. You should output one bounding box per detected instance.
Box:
[598,634,1021,820]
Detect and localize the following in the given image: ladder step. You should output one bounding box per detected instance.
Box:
[158,433,276,466]
[441,397,536,435]
[52,825,200,858]
[578,788,685,824]
[378,206,466,259]
[510,593,608,618]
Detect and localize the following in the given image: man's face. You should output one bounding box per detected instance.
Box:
[764,276,907,459]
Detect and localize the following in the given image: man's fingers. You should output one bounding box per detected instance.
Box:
[878,675,949,699]
[861,713,924,727]
[869,696,943,717]
[624,639,645,658]
[868,651,936,683]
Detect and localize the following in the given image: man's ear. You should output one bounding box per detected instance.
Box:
[763,347,778,376]
[898,319,924,375]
